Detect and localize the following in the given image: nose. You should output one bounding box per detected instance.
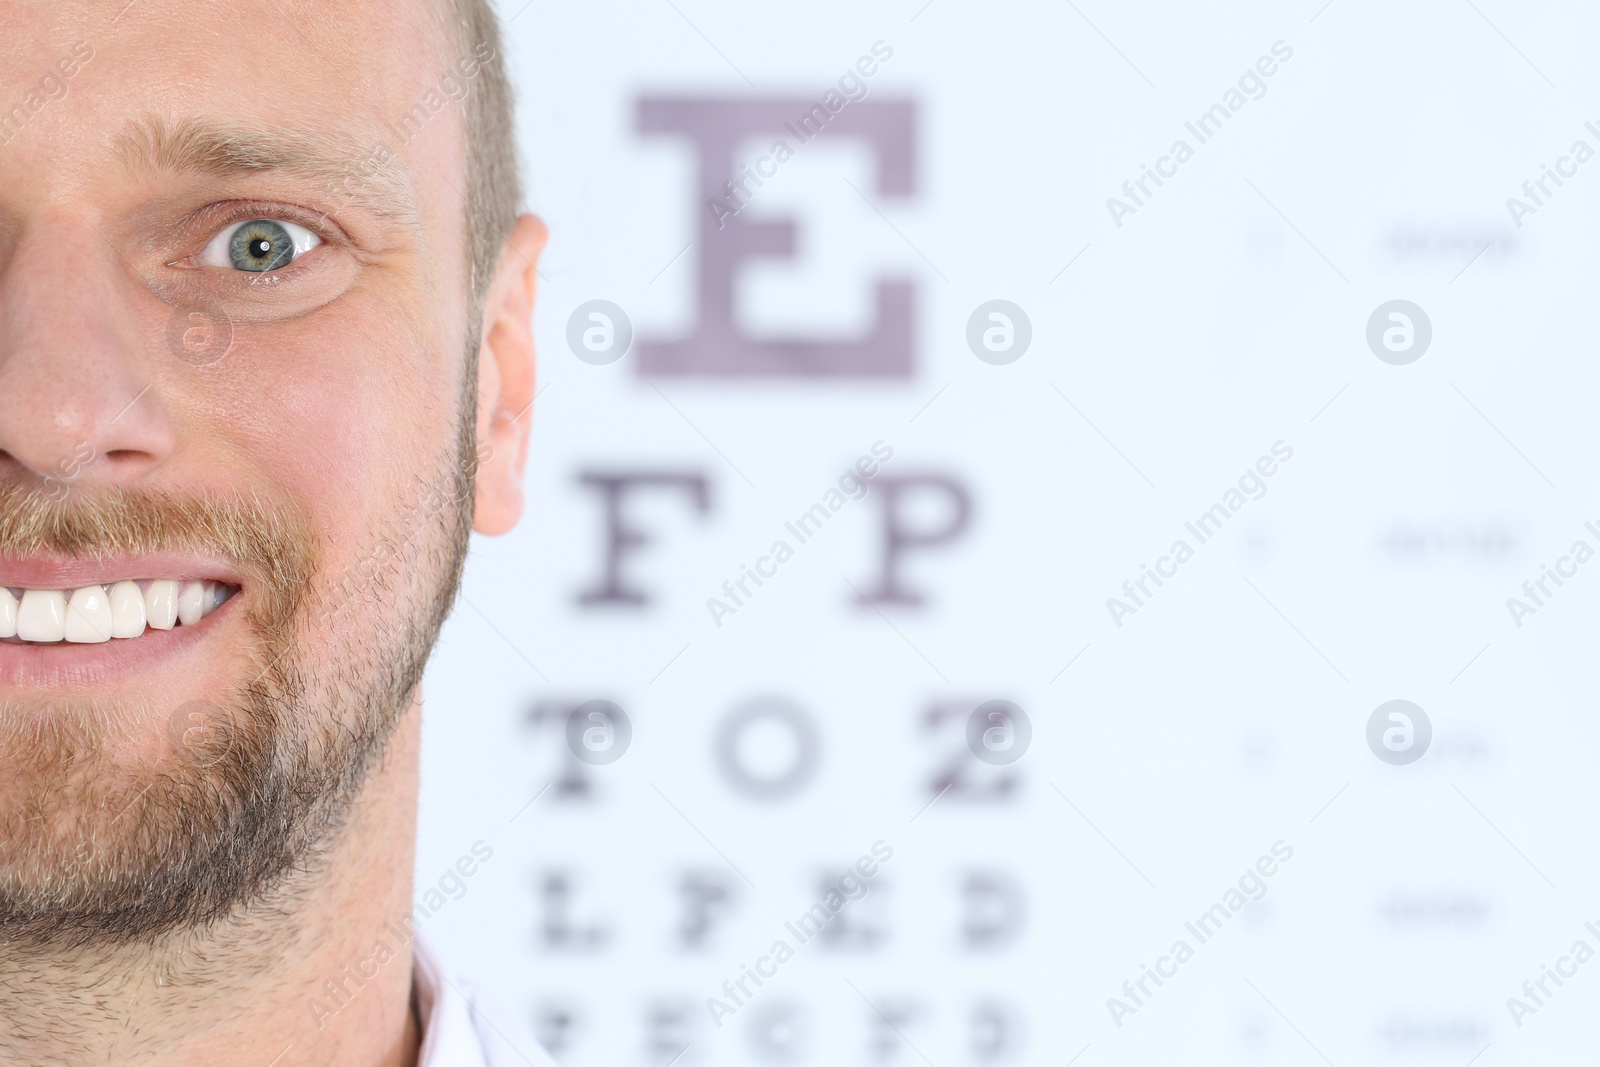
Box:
[0,217,176,490]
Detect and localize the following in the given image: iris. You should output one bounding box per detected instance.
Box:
[228,219,295,272]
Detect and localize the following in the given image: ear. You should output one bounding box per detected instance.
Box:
[472,214,547,536]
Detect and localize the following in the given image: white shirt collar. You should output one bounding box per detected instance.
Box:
[412,937,558,1067]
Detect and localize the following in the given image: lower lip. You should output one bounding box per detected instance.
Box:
[0,595,241,691]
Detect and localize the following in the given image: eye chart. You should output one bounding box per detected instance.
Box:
[419,3,1600,1064]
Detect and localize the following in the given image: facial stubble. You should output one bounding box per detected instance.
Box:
[0,363,479,950]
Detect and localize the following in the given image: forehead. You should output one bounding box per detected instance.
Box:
[3,0,448,121]
[0,0,462,212]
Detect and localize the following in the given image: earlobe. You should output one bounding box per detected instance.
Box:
[472,214,547,536]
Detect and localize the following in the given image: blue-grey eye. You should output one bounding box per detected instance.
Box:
[199,218,320,272]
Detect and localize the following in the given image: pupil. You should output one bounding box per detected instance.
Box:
[250,238,272,258]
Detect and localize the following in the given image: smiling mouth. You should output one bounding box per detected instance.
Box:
[0,580,239,644]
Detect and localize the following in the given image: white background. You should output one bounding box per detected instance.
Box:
[417,2,1600,1063]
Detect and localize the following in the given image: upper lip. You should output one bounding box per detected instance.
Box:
[0,552,247,590]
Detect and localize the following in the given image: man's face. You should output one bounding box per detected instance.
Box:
[0,0,494,943]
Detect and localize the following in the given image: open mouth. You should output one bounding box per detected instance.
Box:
[0,580,240,644]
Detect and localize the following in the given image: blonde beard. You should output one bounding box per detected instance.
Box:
[0,435,474,949]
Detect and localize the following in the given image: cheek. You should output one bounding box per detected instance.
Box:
[200,303,462,568]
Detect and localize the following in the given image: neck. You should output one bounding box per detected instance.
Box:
[0,698,424,1067]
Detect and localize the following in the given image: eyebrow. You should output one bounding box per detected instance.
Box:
[114,115,420,228]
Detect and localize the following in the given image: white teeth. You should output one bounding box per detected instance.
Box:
[145,579,179,630]
[64,586,113,643]
[17,589,66,642]
[0,579,237,644]
[176,580,206,627]
[109,581,147,639]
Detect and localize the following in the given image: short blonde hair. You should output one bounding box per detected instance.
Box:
[446,0,522,315]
